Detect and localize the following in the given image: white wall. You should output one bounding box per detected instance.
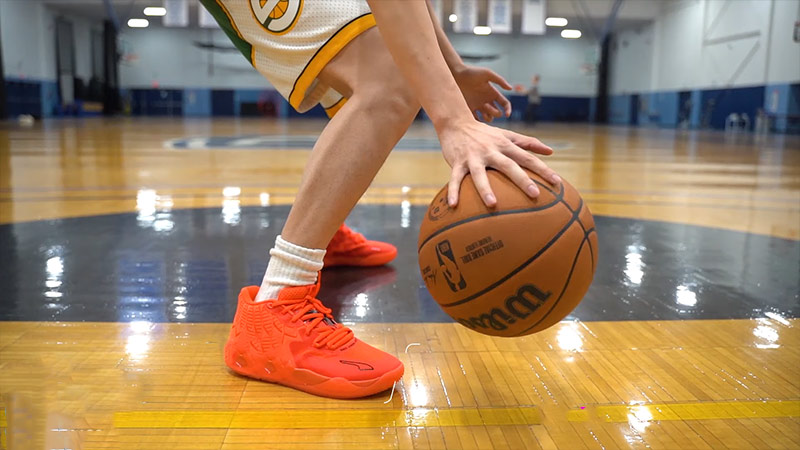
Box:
[1,0,53,80]
[447,32,598,96]
[767,0,800,84]
[609,25,654,94]
[117,25,598,95]
[610,0,800,94]
[119,26,270,89]
[1,0,101,81]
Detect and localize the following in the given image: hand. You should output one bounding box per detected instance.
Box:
[438,120,560,208]
[453,65,513,123]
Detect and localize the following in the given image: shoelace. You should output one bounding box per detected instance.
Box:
[270,295,354,349]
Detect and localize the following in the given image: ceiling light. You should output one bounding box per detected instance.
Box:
[143,7,166,16]
[561,29,582,39]
[449,14,458,23]
[473,26,492,35]
[545,17,568,27]
[127,18,150,28]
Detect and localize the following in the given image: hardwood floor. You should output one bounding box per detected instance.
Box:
[1,117,798,449]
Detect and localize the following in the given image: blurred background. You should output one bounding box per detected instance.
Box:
[1,0,798,133]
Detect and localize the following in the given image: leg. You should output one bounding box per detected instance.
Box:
[282,27,420,249]
[226,28,419,398]
[256,27,418,299]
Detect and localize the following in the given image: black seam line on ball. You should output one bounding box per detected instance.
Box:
[418,180,565,252]
[518,231,590,335]
[535,179,573,212]
[440,197,583,308]
[584,227,597,272]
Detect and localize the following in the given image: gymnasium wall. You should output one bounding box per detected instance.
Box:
[1,0,101,117]
[446,32,597,97]
[1,0,52,80]
[118,22,598,94]
[3,0,797,132]
[116,25,597,120]
[118,27,268,89]
[609,0,800,131]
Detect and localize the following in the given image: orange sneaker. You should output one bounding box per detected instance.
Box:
[224,276,404,399]
[324,225,398,267]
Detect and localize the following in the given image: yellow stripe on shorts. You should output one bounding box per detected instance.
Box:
[288,13,376,110]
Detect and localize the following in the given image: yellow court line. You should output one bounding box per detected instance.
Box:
[114,407,541,429]
[0,407,5,450]
[111,401,799,429]
[569,400,800,423]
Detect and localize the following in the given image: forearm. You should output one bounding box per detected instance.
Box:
[425,0,464,72]
[368,0,472,130]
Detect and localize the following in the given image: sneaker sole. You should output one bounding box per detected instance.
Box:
[324,248,398,267]
[226,352,404,399]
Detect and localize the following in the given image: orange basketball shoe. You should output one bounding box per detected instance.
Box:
[224,276,404,399]
[324,224,398,267]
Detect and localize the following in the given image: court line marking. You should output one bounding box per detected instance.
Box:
[114,406,542,429]
[568,400,800,423]
[111,400,799,429]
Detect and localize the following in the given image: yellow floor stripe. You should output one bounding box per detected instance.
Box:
[0,408,6,450]
[568,400,800,423]
[112,401,799,429]
[114,407,541,429]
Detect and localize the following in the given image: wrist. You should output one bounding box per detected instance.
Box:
[432,113,473,134]
[450,61,467,76]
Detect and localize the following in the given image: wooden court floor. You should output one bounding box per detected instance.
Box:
[1,118,799,449]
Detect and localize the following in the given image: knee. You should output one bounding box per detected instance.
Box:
[356,76,420,121]
[383,90,420,122]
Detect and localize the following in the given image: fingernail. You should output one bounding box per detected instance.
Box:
[485,194,496,205]
[551,174,562,184]
[527,184,539,197]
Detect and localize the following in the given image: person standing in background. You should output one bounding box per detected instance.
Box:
[525,75,541,124]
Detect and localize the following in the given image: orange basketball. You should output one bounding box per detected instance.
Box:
[418,170,598,337]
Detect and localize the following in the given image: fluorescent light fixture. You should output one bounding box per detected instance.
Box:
[127,18,150,28]
[545,17,568,27]
[143,6,166,16]
[448,14,458,23]
[473,26,492,35]
[561,29,582,39]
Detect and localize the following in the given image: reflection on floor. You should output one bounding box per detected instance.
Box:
[1,205,796,323]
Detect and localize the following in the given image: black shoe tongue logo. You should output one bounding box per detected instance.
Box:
[307,309,337,326]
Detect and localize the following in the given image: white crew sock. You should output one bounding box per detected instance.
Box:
[254,235,326,302]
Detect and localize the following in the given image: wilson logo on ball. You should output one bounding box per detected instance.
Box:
[250,0,302,34]
[436,240,467,292]
[456,284,552,331]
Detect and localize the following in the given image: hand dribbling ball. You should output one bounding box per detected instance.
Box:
[418,169,598,337]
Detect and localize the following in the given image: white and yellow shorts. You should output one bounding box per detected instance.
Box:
[200,0,375,114]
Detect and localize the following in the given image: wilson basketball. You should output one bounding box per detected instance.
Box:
[418,170,598,337]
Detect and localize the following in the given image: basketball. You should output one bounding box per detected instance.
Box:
[418,170,598,337]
